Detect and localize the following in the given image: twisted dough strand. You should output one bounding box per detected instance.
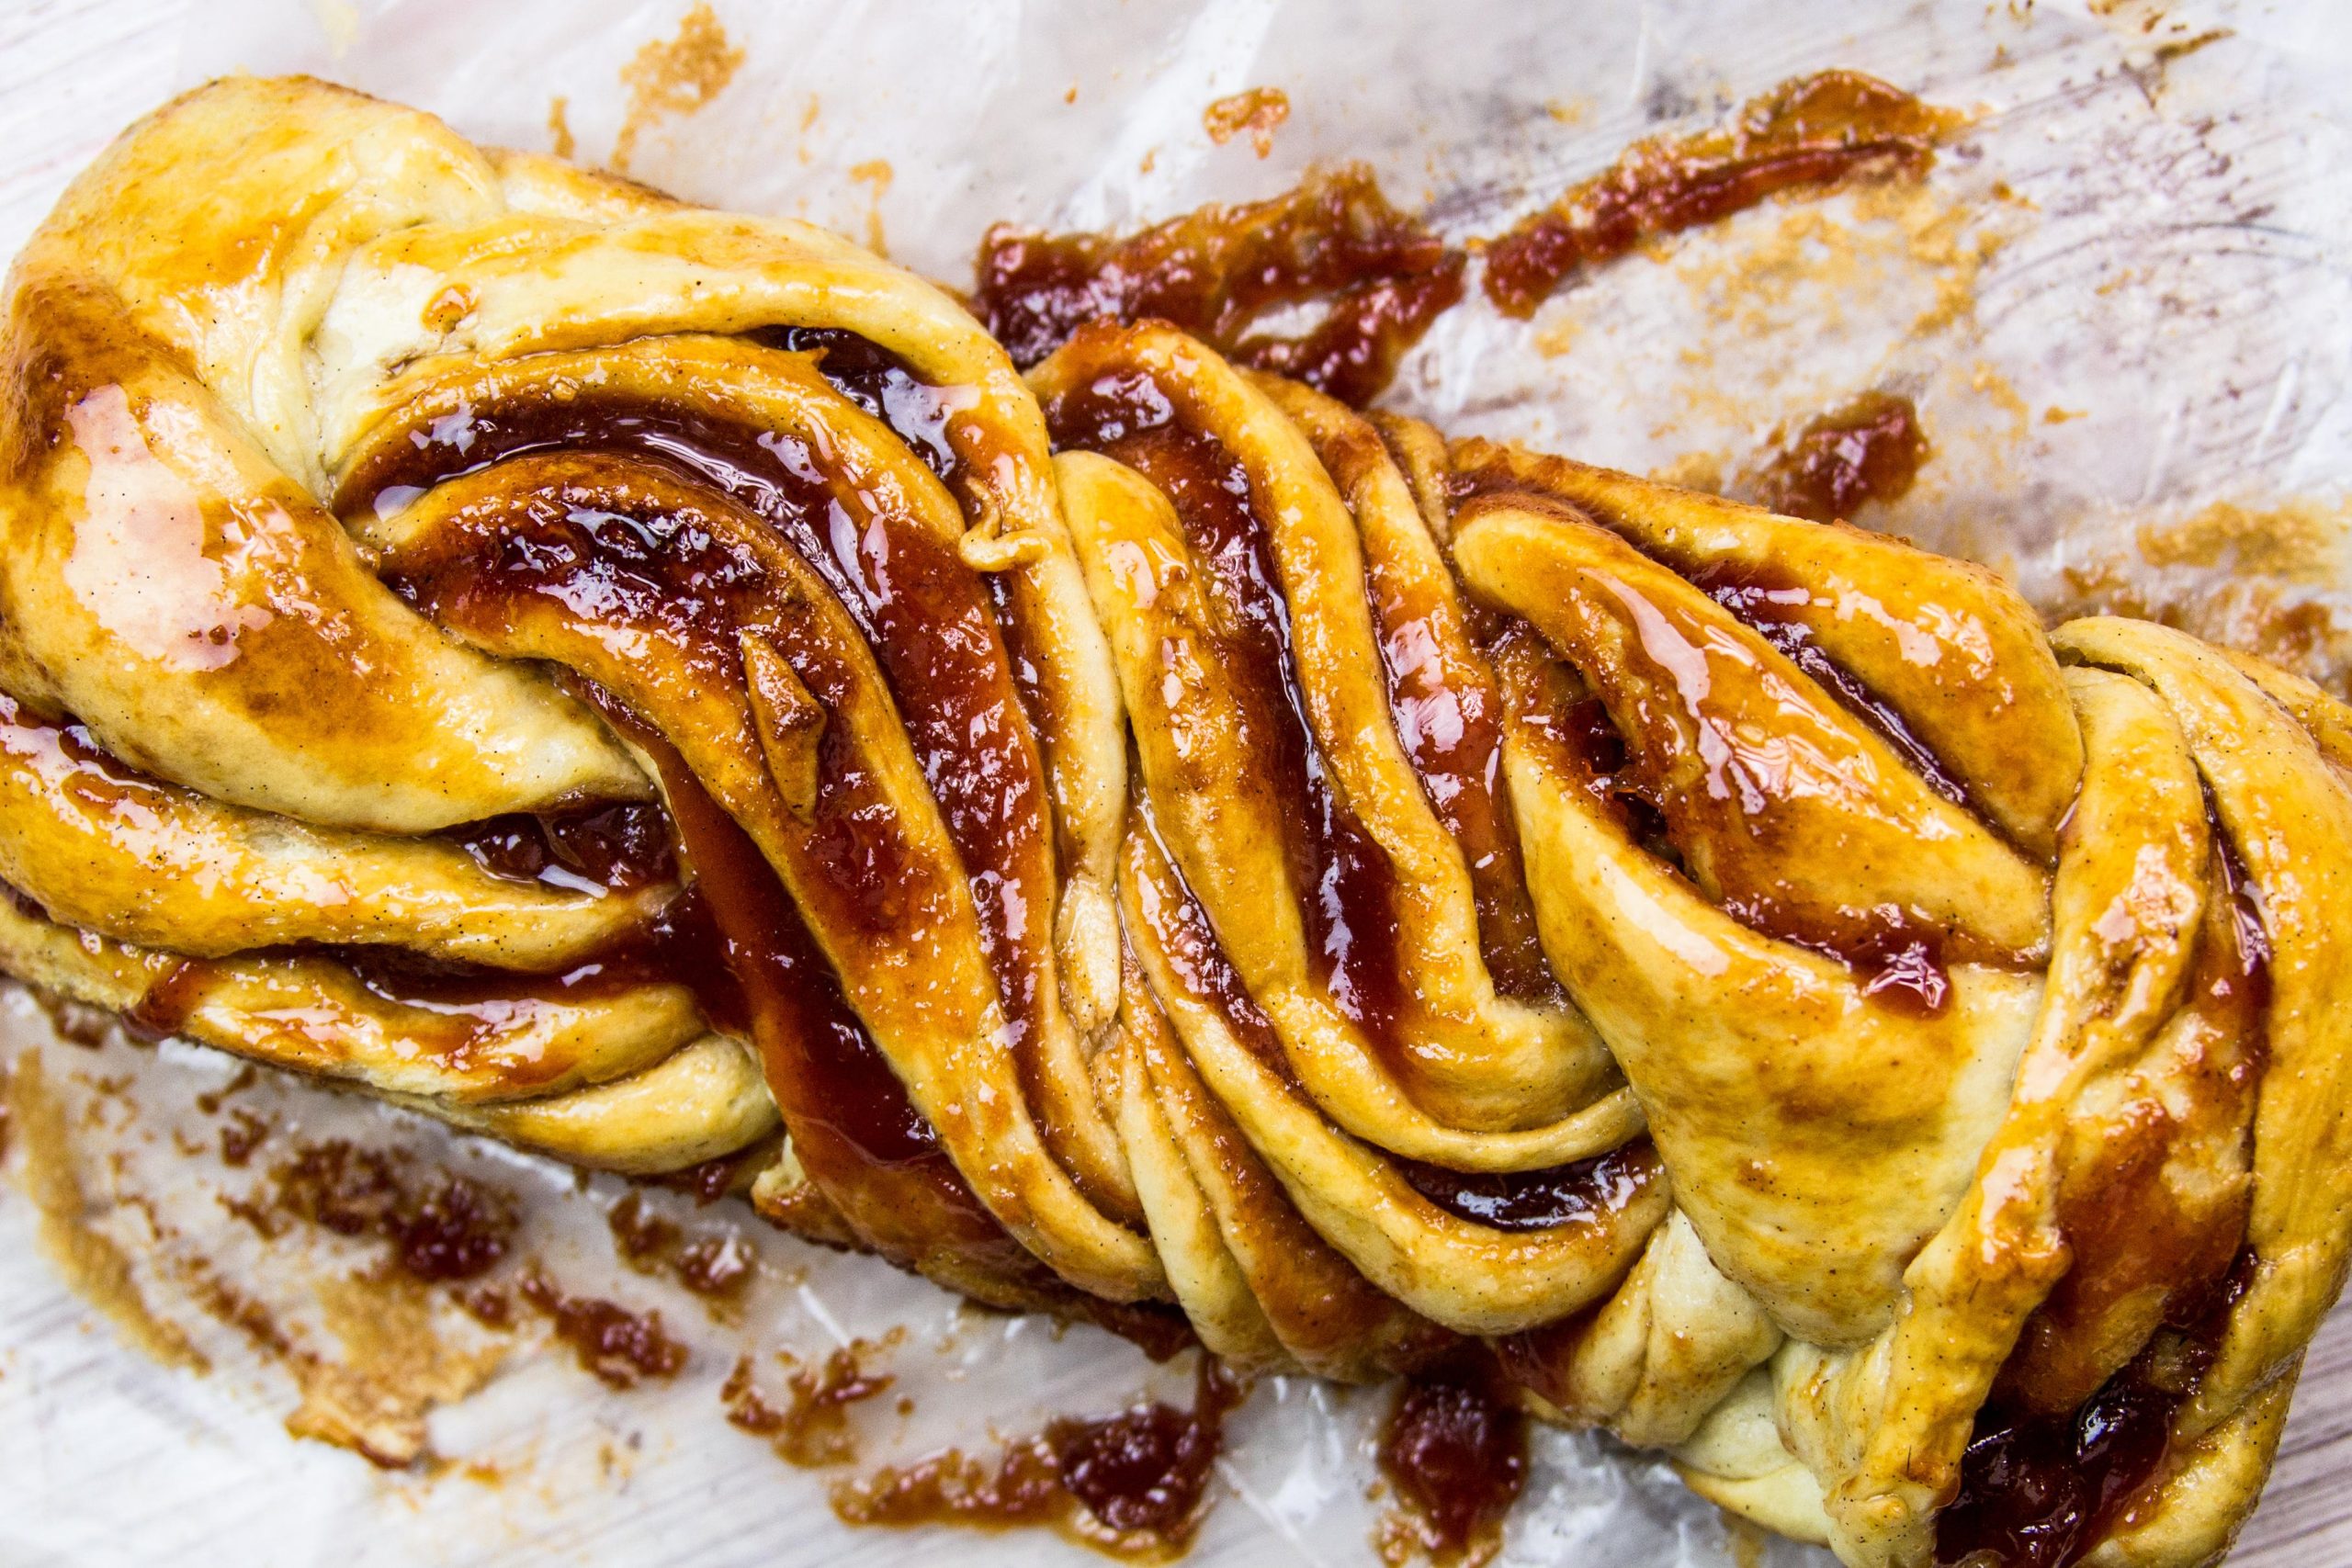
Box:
[6,78,2350,1568]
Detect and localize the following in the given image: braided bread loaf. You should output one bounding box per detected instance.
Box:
[6,76,2348,1568]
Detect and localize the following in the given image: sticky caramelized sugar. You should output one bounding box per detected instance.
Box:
[1375,1355,1529,1568]
[1356,488,1560,1005]
[1396,1138,1660,1234]
[346,379,1057,1083]
[120,879,750,1084]
[834,1357,1242,1560]
[1937,1252,2256,1568]
[1484,71,1960,317]
[1749,389,1932,525]
[1998,818,2267,1417]
[1125,789,1289,1068]
[1942,835,2269,1565]
[1044,373,1409,1060]
[442,802,677,893]
[609,1191,758,1308]
[517,1268,690,1390]
[1688,558,1974,813]
[757,326,969,482]
[977,166,1464,408]
[598,698,1006,1257]
[722,1339,898,1466]
[262,1138,517,1284]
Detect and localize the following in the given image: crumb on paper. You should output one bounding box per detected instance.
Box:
[2136,496,2350,582]
[1204,86,1292,158]
[795,92,822,166]
[285,1272,503,1469]
[1968,361,2032,438]
[612,2,746,174]
[1532,315,1580,360]
[2042,405,2086,423]
[1637,179,2012,391]
[1546,96,1594,126]
[849,160,894,255]
[6,1048,207,1373]
[311,0,358,58]
[1848,181,2009,336]
[548,96,576,162]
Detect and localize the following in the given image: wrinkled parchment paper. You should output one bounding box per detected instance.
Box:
[6,2,2350,1564]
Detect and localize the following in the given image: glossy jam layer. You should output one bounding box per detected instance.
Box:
[1397,1138,1661,1233]
[1939,824,2269,1566]
[600,696,1022,1272]
[977,166,1464,408]
[1484,71,1959,317]
[1489,556,2008,1017]
[1356,449,1561,1006]
[1044,372,1411,1062]
[345,382,1056,1072]
[444,802,677,893]
[1999,823,2268,1415]
[1936,1252,2256,1568]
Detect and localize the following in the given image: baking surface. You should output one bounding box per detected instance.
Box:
[2,1,2349,1564]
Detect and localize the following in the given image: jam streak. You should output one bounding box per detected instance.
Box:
[976,166,1464,409]
[340,371,1057,1083]
[1491,622,1986,1017]
[1356,471,1560,1005]
[1043,372,1410,1062]
[1935,1252,2256,1568]
[1484,70,1961,318]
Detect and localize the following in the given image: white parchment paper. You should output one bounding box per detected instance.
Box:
[4,2,2348,1565]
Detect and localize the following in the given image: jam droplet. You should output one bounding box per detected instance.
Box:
[1375,1357,1528,1568]
[1749,389,1932,525]
[517,1269,690,1390]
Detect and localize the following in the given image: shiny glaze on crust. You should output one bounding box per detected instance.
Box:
[444,803,678,895]
[1396,1139,1661,1234]
[344,367,1114,1201]
[1043,371,1412,1062]
[340,381,1056,1059]
[596,694,1034,1285]
[1486,531,2030,1016]
[1347,421,1561,1006]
